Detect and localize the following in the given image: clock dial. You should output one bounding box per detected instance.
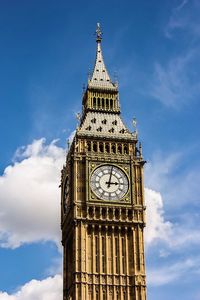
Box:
[90,165,129,201]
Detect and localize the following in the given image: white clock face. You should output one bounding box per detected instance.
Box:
[90,165,129,201]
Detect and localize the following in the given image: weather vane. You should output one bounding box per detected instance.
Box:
[96,22,102,41]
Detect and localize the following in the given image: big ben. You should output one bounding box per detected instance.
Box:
[61,24,147,300]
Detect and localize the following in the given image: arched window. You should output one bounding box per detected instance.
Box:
[102,208,106,218]
[95,236,99,272]
[102,98,105,109]
[115,209,119,219]
[116,291,119,300]
[97,97,101,108]
[124,144,128,154]
[102,236,106,273]
[123,291,126,300]
[87,141,91,151]
[105,143,110,153]
[118,144,122,154]
[93,142,97,152]
[99,143,103,152]
[106,98,109,109]
[115,237,119,274]
[111,144,116,153]
[103,290,106,300]
[96,290,99,300]
[122,237,126,274]
[93,97,96,109]
[110,99,113,109]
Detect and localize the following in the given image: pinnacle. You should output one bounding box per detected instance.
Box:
[88,24,117,91]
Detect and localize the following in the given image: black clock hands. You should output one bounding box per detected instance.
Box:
[105,181,118,185]
[107,166,113,188]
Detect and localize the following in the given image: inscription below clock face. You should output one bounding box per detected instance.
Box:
[90,165,129,201]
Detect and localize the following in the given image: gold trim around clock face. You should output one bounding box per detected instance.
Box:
[90,164,129,201]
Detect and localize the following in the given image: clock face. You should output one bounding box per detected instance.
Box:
[90,165,129,201]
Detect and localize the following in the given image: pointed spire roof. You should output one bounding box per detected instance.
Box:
[88,23,117,91]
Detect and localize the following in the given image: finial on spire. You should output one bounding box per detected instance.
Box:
[96,22,102,42]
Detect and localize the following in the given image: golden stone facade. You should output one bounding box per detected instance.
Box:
[61,24,147,300]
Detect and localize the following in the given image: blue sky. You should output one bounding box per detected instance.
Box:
[0,0,200,299]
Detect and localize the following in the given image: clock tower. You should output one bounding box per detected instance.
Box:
[61,24,147,300]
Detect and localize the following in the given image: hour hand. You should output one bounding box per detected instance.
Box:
[105,181,118,185]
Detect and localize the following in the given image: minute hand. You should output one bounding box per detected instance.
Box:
[107,166,113,188]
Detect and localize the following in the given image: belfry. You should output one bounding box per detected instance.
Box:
[61,24,147,300]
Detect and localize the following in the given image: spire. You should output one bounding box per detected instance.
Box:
[88,23,117,91]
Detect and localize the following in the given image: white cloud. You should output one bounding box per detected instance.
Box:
[145,188,172,245]
[149,48,200,108]
[145,150,200,250]
[3,138,199,253]
[145,152,181,193]
[149,1,200,108]
[165,0,200,39]
[148,256,200,286]
[145,150,200,208]
[0,138,173,249]
[165,0,189,38]
[0,275,62,300]
[0,138,65,248]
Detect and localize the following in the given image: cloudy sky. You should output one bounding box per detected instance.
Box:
[0,0,200,299]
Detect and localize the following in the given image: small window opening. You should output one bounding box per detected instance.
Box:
[105,143,110,153]
[99,143,103,152]
[98,98,101,107]
[111,144,116,153]
[106,99,109,109]
[102,98,105,109]
[97,127,102,132]
[124,145,128,154]
[87,141,91,151]
[91,118,96,123]
[93,97,96,108]
[86,126,91,131]
[110,99,113,109]
[118,144,122,154]
[93,143,97,152]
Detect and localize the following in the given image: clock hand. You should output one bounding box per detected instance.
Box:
[107,166,113,188]
[106,181,119,185]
